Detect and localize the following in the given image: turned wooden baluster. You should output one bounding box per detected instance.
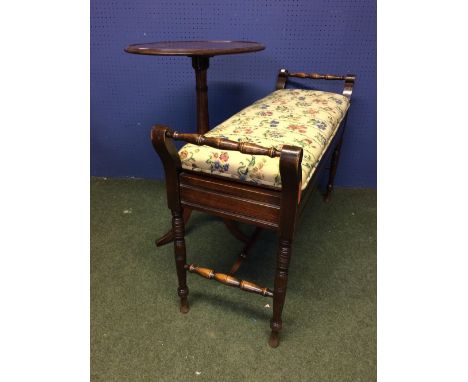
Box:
[185,264,274,298]
[166,130,281,158]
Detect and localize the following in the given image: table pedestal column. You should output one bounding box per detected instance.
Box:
[191,56,210,135]
[156,56,209,246]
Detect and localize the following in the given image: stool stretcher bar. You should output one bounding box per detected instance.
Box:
[185,264,274,298]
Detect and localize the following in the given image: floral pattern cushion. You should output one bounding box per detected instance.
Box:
[179,89,349,190]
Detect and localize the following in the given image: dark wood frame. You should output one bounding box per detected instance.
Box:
[151,69,355,347]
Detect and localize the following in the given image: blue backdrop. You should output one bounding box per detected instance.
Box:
[91,0,376,187]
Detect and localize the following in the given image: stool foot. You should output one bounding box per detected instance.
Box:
[180,297,189,314]
[268,331,280,348]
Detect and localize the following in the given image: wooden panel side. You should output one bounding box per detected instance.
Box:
[180,172,281,206]
[180,182,280,230]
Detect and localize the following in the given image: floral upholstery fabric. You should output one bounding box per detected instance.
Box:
[179,89,349,190]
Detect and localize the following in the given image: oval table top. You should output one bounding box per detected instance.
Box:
[124,40,265,57]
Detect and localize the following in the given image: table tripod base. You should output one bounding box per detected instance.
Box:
[155,213,263,261]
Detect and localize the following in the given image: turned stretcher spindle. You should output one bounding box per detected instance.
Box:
[165,130,281,158]
[288,72,347,80]
[185,264,274,298]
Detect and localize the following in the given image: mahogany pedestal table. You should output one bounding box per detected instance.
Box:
[124,41,265,254]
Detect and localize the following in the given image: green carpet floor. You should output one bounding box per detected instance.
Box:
[91,177,376,381]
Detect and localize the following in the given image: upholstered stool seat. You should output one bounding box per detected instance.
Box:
[179,89,350,189]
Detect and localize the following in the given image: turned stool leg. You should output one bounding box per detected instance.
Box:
[172,209,189,313]
[151,126,190,313]
[324,137,343,202]
[269,145,302,348]
[269,238,292,348]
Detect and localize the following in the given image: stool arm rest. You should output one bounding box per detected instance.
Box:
[164,129,283,158]
[276,68,356,99]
